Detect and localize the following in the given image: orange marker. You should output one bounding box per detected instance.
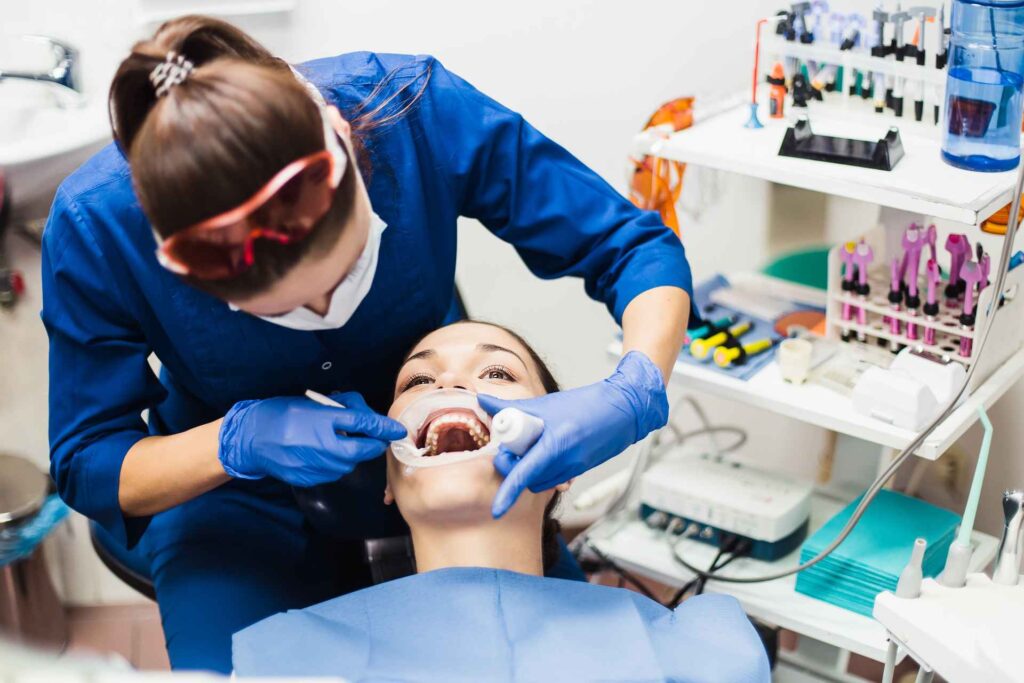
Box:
[767,62,787,119]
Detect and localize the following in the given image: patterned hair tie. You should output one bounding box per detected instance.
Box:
[149,51,194,98]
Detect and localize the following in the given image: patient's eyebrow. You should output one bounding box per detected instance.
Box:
[477,343,526,368]
[403,348,436,364]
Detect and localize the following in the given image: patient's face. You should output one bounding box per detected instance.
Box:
[385,322,554,525]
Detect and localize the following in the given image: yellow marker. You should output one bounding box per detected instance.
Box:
[713,338,774,368]
[689,321,752,361]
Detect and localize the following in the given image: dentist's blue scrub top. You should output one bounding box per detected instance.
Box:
[233,568,771,682]
[42,53,694,550]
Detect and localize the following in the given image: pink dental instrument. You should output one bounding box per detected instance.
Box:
[978,246,991,298]
[924,259,941,346]
[925,224,938,263]
[959,260,984,358]
[902,225,924,341]
[945,234,970,306]
[852,240,874,342]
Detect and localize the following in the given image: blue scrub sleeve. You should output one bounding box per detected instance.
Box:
[41,189,165,548]
[420,59,695,324]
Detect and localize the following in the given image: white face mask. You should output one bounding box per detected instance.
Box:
[232,212,387,331]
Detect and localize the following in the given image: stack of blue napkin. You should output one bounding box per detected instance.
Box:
[795,490,961,616]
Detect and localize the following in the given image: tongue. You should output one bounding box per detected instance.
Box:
[434,426,479,455]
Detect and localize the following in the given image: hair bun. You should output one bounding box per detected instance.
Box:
[108,15,281,152]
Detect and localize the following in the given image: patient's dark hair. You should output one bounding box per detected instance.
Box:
[404,320,564,572]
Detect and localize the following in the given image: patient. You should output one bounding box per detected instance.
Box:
[233,321,770,682]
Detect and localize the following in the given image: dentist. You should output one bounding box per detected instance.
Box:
[42,15,692,672]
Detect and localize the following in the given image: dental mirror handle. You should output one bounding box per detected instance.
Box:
[993,490,1024,586]
[305,389,346,409]
[491,408,544,456]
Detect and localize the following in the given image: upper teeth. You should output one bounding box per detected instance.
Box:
[424,413,490,455]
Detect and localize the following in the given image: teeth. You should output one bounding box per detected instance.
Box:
[423,413,490,456]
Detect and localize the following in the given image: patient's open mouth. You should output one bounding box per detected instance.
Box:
[415,409,491,456]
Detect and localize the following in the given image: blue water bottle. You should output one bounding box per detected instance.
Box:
[941,0,1024,172]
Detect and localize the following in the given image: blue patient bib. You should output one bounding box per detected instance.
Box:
[233,567,769,682]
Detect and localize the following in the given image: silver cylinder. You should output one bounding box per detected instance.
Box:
[992,490,1024,586]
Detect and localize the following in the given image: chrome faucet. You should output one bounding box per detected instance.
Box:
[0,35,83,103]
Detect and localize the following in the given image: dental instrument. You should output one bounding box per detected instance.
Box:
[683,315,736,345]
[897,538,927,598]
[690,320,753,361]
[944,233,970,306]
[939,407,993,588]
[924,259,940,346]
[712,338,774,368]
[881,537,927,683]
[852,240,874,341]
[890,8,911,117]
[871,4,892,112]
[792,2,813,43]
[887,257,903,347]
[909,6,936,121]
[902,225,924,341]
[992,490,1024,586]
[925,224,937,263]
[958,260,984,357]
[978,244,991,297]
[840,242,857,341]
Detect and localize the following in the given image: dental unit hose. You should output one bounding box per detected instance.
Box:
[668,141,1024,585]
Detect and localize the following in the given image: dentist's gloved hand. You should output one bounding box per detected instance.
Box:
[478,351,668,518]
[218,391,407,487]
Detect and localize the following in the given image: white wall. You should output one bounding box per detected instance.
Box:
[2,0,1020,604]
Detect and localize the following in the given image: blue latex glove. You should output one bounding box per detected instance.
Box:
[478,351,669,518]
[219,391,406,487]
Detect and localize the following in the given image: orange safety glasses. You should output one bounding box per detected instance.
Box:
[156,109,347,280]
[628,97,694,236]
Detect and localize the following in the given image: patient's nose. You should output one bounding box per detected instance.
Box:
[435,371,469,391]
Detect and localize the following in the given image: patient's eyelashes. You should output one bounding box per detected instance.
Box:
[481,365,516,383]
[397,363,518,394]
[401,373,434,392]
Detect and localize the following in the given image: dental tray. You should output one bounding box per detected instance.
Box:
[680,274,820,381]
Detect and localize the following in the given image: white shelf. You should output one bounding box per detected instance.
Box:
[610,325,1024,461]
[645,103,1019,225]
[586,497,998,663]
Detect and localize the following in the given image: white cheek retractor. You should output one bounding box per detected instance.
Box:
[389,388,544,469]
[305,388,544,469]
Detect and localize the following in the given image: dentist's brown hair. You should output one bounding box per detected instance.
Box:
[109,15,429,300]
